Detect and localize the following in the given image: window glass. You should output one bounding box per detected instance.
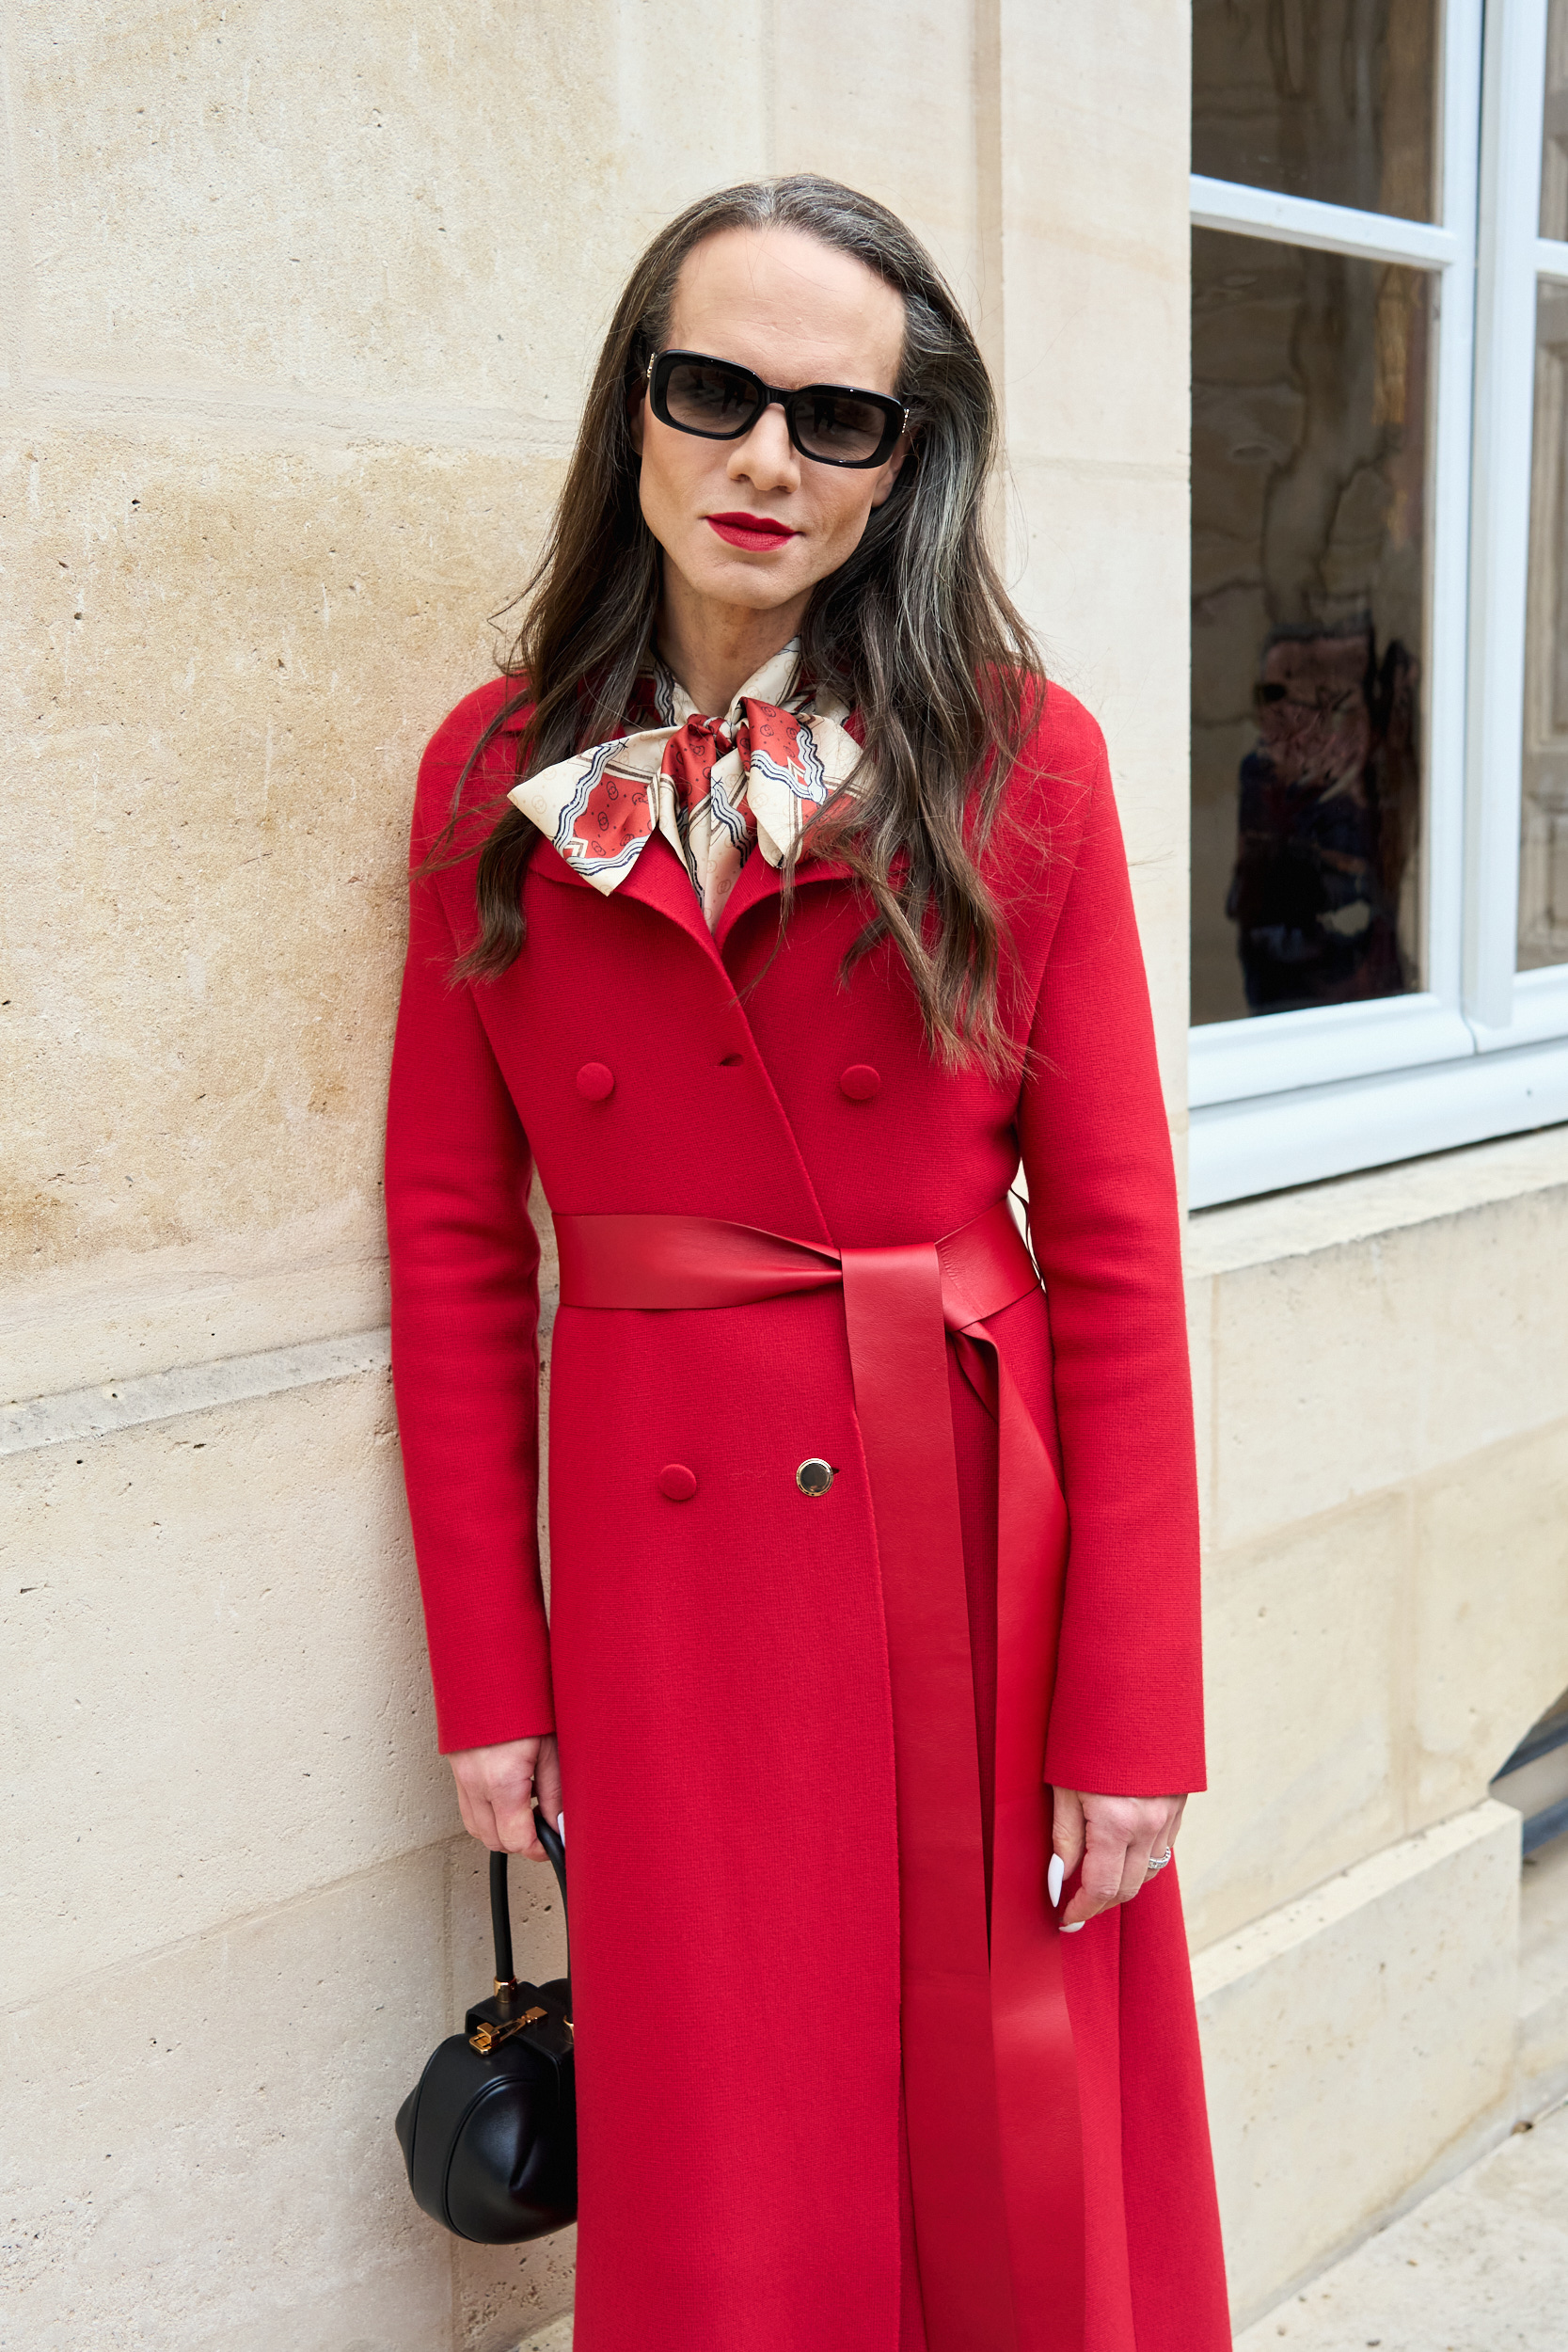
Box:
[1519,284,1568,972]
[1545,0,1568,242]
[1193,0,1439,223]
[1192,229,1431,1024]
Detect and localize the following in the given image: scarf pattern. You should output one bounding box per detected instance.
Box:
[508,641,860,929]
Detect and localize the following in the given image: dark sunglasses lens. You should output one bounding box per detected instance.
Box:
[659,359,762,438]
[788,389,894,464]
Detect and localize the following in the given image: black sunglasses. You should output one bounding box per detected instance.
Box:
[646,348,908,469]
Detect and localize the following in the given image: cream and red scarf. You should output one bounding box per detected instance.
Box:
[507,640,860,929]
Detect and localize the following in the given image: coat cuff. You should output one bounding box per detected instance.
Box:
[430,1637,556,1756]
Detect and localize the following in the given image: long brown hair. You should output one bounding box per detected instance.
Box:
[432,173,1045,1072]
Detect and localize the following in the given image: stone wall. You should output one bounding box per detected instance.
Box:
[1183,1127,1568,2325]
[1,7,1190,2346]
[5,6,1562,2349]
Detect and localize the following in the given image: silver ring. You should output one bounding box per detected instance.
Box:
[1145,1848,1173,1876]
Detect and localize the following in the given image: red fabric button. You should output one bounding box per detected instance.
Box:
[657,1463,698,1502]
[576,1062,614,1102]
[839,1064,881,1102]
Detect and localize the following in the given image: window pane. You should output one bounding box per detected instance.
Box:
[1193,0,1438,223]
[1545,0,1568,242]
[1192,229,1431,1025]
[1519,284,1568,972]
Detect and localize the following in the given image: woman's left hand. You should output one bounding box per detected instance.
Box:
[1052,1789,1187,1931]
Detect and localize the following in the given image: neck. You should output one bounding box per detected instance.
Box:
[655,573,809,717]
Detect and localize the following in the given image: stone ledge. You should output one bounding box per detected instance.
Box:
[0,374,578,453]
[0,1209,389,1404]
[1191,1800,1522,1995]
[0,1326,390,1454]
[1521,1834,1568,2110]
[1187,1120,1568,1279]
[1195,1801,1522,2329]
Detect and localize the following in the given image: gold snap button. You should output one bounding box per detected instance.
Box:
[796,1458,835,1497]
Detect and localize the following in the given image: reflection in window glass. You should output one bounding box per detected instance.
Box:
[1192,230,1431,1025]
[1545,0,1568,241]
[1193,0,1438,222]
[1520,285,1568,971]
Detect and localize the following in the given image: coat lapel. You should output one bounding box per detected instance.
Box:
[532,827,855,970]
[713,849,856,958]
[531,829,722,966]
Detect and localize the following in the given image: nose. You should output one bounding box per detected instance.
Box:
[727,399,799,496]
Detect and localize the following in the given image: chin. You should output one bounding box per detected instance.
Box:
[688,545,810,611]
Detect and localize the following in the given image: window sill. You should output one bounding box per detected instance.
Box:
[1190,995,1475,1108]
[1187,1112,1568,1278]
[1189,1032,1568,1209]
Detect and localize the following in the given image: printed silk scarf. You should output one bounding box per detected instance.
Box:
[507,640,861,929]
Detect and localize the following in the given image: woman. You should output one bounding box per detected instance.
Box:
[386,175,1229,2352]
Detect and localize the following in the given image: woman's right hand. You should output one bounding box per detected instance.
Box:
[448,1734,562,1859]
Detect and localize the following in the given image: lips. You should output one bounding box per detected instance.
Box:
[705,512,798,551]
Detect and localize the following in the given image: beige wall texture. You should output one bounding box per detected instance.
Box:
[3,5,1564,2349]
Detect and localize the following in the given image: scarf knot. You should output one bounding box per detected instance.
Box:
[508,640,860,928]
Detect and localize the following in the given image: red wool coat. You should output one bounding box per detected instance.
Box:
[385,678,1230,2352]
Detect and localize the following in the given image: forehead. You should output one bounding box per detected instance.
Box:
[667,225,906,393]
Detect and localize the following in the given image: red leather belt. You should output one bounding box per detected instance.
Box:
[555,1198,1084,2352]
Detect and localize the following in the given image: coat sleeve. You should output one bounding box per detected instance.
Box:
[1017,719,1205,1798]
[385,737,552,1755]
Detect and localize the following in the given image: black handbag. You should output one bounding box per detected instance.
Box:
[395,1810,577,2242]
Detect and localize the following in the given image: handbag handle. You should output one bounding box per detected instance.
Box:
[489,1807,568,1992]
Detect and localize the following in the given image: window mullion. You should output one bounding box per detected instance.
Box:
[1465,0,1552,1034]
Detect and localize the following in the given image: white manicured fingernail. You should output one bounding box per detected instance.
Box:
[1047,1855,1065,1907]
[1060,1920,1085,1933]
[557,1812,565,1844]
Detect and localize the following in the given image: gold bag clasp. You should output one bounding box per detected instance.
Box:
[469,2006,547,2054]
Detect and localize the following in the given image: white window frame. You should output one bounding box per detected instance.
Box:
[1189,0,1568,1209]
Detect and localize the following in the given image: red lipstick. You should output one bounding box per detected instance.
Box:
[705,512,798,551]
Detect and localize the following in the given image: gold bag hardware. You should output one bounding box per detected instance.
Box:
[469,2006,546,2054]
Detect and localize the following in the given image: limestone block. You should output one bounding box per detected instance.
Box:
[1007,456,1192,1096]
[1520,1834,1568,2106]
[14,0,768,409]
[1409,1418,1568,1822]
[515,2324,574,2352]
[0,1210,389,1402]
[1006,456,1190,841]
[1199,1159,1568,1550]
[995,0,1190,472]
[1193,1802,1521,2329]
[1,1847,455,2352]
[771,0,980,307]
[0,425,557,1276]
[1180,1489,1410,1949]
[454,2171,576,2347]
[0,1362,456,2008]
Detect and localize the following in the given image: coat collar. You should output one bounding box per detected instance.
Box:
[520,700,867,956]
[530,828,721,963]
[710,839,855,953]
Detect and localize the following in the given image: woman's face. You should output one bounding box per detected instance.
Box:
[632,225,911,625]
